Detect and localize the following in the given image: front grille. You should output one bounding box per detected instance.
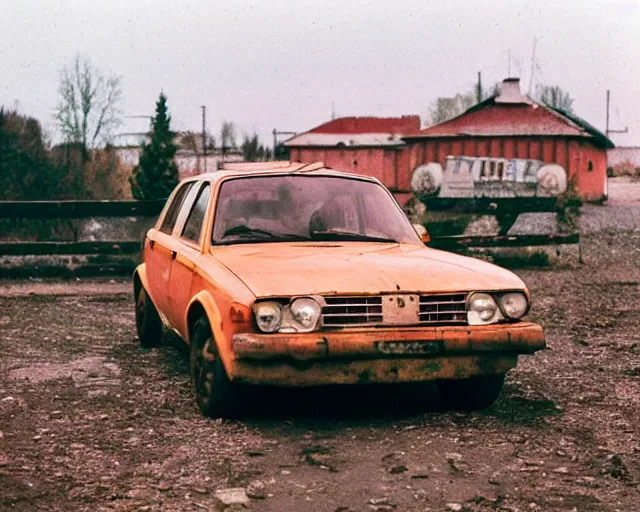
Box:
[419,293,467,325]
[322,296,383,327]
[321,293,468,328]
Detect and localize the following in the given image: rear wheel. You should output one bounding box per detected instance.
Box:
[190,317,244,418]
[437,374,505,410]
[135,285,162,348]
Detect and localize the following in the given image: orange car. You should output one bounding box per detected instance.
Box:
[133,162,545,417]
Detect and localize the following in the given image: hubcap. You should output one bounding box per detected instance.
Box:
[195,335,216,401]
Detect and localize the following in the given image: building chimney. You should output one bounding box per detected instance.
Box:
[495,77,531,104]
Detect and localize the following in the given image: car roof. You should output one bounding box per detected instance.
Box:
[182,161,380,186]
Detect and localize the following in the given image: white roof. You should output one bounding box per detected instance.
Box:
[284,132,406,148]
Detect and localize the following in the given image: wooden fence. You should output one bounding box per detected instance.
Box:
[0,200,164,277]
[0,199,578,277]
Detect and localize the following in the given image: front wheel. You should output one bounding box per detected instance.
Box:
[135,285,162,348]
[437,374,505,410]
[190,317,244,418]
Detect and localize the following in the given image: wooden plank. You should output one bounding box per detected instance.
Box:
[428,233,580,250]
[423,197,558,213]
[0,255,139,278]
[0,241,142,256]
[0,200,166,219]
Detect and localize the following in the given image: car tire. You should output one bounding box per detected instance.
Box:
[135,285,162,348]
[190,317,244,418]
[436,374,505,410]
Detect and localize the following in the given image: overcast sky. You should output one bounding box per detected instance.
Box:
[2,0,639,148]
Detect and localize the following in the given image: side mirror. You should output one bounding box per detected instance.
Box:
[413,224,431,244]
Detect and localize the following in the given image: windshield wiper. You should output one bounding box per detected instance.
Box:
[310,230,398,243]
[222,225,278,239]
[216,225,311,245]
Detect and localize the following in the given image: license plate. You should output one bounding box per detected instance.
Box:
[374,340,444,355]
[381,294,419,325]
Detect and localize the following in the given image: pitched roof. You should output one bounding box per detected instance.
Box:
[404,79,613,148]
[284,116,420,147]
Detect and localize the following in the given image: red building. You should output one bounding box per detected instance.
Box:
[286,78,613,203]
[285,115,420,204]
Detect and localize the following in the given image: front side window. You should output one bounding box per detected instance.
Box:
[181,184,211,243]
[212,175,420,245]
[160,182,194,234]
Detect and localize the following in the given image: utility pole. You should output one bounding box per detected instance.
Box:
[272,128,297,160]
[476,71,483,103]
[201,106,207,172]
[528,37,537,96]
[605,90,628,139]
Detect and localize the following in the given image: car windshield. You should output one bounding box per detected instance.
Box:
[212,175,421,245]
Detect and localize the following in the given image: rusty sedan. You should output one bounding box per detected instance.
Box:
[133,162,545,417]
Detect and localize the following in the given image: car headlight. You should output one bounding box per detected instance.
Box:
[467,292,500,325]
[498,292,529,319]
[253,301,283,333]
[280,297,322,333]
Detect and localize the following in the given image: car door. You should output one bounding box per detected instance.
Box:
[145,181,195,320]
[166,182,212,337]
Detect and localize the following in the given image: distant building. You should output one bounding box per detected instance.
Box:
[607,147,640,175]
[286,78,613,203]
[113,131,243,179]
[285,116,421,204]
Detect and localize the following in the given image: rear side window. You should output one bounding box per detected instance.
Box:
[181,184,211,243]
[160,182,194,235]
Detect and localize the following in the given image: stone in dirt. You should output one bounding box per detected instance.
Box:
[246,480,267,499]
[368,497,392,505]
[389,464,408,474]
[157,481,172,491]
[413,489,428,501]
[445,504,463,512]
[368,497,397,510]
[214,488,250,507]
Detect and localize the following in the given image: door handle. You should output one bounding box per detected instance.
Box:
[149,239,155,249]
[171,250,177,260]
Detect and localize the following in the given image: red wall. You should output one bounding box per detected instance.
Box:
[292,136,607,202]
[291,147,402,191]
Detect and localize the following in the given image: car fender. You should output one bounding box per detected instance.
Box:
[185,291,235,377]
[133,263,149,296]
[133,262,174,328]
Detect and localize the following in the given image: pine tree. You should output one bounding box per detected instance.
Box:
[130,93,179,199]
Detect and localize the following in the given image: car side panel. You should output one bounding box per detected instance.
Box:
[144,230,174,319]
[166,246,199,337]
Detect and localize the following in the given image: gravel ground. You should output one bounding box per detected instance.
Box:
[1,180,639,512]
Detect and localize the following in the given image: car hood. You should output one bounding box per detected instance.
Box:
[211,242,526,297]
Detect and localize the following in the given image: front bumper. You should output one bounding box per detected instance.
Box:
[228,322,545,386]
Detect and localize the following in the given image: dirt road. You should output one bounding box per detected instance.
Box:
[1,223,639,510]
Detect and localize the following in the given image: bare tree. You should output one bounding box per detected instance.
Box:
[427,83,500,126]
[220,121,237,151]
[54,55,122,156]
[428,93,476,126]
[535,85,574,113]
